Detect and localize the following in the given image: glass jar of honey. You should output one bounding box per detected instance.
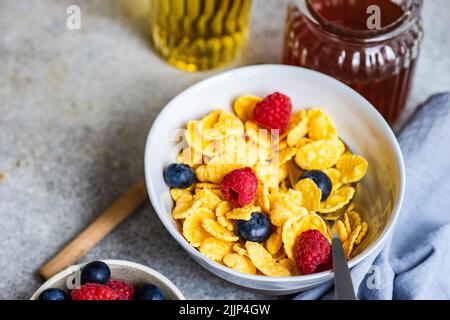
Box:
[283,0,424,125]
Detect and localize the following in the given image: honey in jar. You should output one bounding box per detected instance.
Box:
[283,0,424,125]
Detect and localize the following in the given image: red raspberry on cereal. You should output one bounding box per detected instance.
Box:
[294,230,332,275]
[221,167,258,207]
[71,283,117,300]
[106,280,135,300]
[252,92,292,132]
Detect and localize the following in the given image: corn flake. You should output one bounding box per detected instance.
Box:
[185,121,216,156]
[278,258,299,276]
[336,220,348,242]
[217,216,235,232]
[294,178,322,212]
[343,225,362,258]
[355,222,368,245]
[232,243,247,256]
[199,237,233,262]
[245,242,291,277]
[287,117,308,147]
[307,109,337,140]
[183,208,215,247]
[323,168,342,191]
[265,232,282,255]
[223,253,257,275]
[202,218,239,242]
[319,186,355,213]
[215,201,233,217]
[226,206,261,221]
[233,95,262,122]
[336,154,368,184]
[295,139,345,170]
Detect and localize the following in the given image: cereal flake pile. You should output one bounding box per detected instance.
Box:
[164,93,369,276]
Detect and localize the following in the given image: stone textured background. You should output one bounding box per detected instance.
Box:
[0,0,449,299]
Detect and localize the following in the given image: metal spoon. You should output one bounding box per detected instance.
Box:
[329,218,356,300]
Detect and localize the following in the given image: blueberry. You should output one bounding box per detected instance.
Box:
[39,288,68,300]
[300,170,332,201]
[134,284,165,300]
[236,212,271,243]
[80,261,111,285]
[164,163,195,189]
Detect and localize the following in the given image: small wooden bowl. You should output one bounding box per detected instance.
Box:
[31,260,184,300]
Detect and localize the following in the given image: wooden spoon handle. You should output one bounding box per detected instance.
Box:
[39,180,148,280]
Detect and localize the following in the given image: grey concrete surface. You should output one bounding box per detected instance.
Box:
[0,0,449,299]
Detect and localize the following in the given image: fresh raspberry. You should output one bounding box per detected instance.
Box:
[106,280,135,300]
[221,167,258,207]
[252,92,292,132]
[294,230,332,275]
[71,283,117,300]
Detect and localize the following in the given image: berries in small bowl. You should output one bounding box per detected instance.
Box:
[134,284,165,300]
[236,212,272,243]
[80,260,111,284]
[31,260,184,300]
[164,163,195,189]
[299,170,332,201]
[38,288,68,301]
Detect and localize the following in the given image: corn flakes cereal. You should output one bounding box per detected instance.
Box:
[278,258,299,276]
[282,214,330,259]
[319,186,355,213]
[323,167,342,191]
[202,218,239,242]
[307,109,337,140]
[183,208,215,247]
[295,139,345,170]
[232,243,247,256]
[274,147,297,166]
[265,232,282,255]
[245,242,291,277]
[204,164,241,184]
[170,187,193,201]
[347,211,362,230]
[355,222,368,245]
[226,206,261,221]
[245,121,272,150]
[185,121,217,156]
[294,178,322,212]
[199,237,233,262]
[217,216,235,232]
[343,225,362,258]
[233,95,262,122]
[177,147,203,167]
[257,184,271,213]
[336,154,368,184]
[172,194,195,219]
[195,188,222,211]
[336,220,348,242]
[195,165,207,182]
[287,117,308,147]
[215,202,232,219]
[223,253,257,275]
[170,94,369,276]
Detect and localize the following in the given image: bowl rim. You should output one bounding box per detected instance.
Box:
[144,64,405,284]
[30,259,185,300]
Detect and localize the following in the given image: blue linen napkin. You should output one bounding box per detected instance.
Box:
[294,93,450,300]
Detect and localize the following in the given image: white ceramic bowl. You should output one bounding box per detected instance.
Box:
[30,260,184,300]
[144,65,405,295]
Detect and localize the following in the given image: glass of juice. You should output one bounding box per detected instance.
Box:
[149,0,252,72]
[283,0,424,125]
